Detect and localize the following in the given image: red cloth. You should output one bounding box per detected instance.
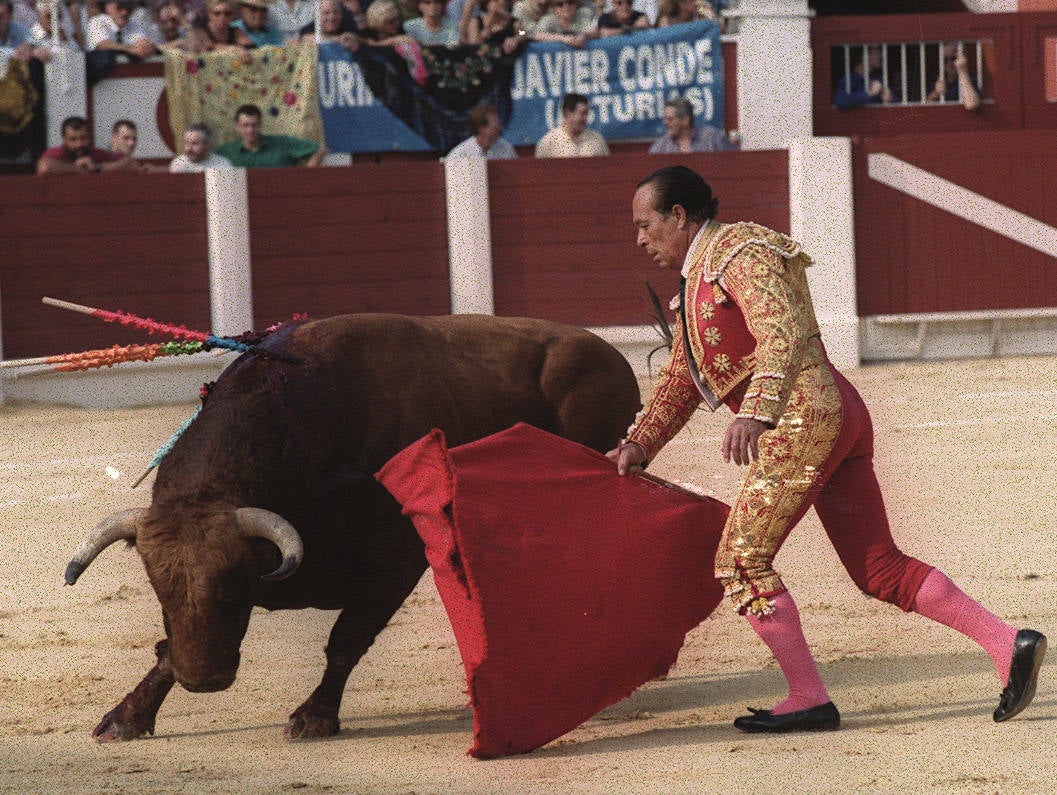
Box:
[376,422,729,759]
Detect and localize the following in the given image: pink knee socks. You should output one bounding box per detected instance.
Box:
[746,591,831,714]
[911,568,1018,683]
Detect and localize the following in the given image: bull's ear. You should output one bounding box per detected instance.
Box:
[234,507,303,581]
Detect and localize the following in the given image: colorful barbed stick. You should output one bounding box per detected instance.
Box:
[131,405,202,489]
[0,341,206,372]
[41,296,254,354]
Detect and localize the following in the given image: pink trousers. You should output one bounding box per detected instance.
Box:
[717,361,934,614]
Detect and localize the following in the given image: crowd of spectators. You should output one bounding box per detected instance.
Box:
[4,0,736,170]
[2,0,726,65]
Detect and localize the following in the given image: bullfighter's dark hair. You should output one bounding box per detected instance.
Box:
[637,165,718,223]
[561,92,589,114]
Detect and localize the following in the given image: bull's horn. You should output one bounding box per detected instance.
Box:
[234,507,304,581]
[65,508,145,585]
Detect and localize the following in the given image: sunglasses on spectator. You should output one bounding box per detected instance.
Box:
[211,8,234,15]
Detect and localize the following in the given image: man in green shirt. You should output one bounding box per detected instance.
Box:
[215,104,326,168]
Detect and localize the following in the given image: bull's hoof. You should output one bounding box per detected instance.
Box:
[92,707,155,742]
[285,704,340,739]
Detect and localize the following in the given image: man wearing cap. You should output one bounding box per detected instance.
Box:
[232,0,282,46]
[86,0,158,83]
[215,103,325,168]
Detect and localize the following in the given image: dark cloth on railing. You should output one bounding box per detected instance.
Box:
[354,41,523,152]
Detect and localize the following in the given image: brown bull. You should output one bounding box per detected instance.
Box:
[66,313,641,740]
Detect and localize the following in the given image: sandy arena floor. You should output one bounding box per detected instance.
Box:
[1,354,1055,794]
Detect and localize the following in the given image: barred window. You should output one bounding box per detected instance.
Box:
[831,40,991,108]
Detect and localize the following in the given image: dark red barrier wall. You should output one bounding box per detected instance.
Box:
[488,151,789,327]
[246,163,450,328]
[854,130,1057,315]
[0,173,210,359]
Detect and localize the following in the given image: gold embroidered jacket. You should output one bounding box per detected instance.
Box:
[626,221,823,460]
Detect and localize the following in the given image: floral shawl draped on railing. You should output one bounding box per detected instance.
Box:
[163,42,324,153]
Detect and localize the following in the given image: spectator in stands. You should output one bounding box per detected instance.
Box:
[151,0,186,46]
[0,0,33,57]
[927,42,980,112]
[833,44,894,110]
[361,0,410,43]
[186,0,250,56]
[268,0,315,41]
[655,0,716,28]
[28,0,86,52]
[531,0,595,47]
[37,114,139,173]
[649,96,735,153]
[510,0,544,35]
[535,92,608,157]
[232,0,281,45]
[300,0,360,40]
[169,122,233,171]
[26,0,81,55]
[404,0,458,46]
[86,0,157,84]
[461,0,520,52]
[595,0,646,36]
[109,118,138,156]
[215,103,325,167]
[357,0,429,82]
[446,101,516,159]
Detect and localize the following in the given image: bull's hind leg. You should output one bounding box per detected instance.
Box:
[285,563,426,739]
[93,640,175,741]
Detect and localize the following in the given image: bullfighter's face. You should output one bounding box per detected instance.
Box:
[632,182,693,271]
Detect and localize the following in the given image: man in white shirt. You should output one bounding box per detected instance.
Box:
[445,102,517,160]
[169,123,234,172]
[534,92,609,158]
[86,0,157,83]
[268,0,316,42]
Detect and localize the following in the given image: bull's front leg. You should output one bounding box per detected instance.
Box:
[93,639,175,741]
[285,608,370,739]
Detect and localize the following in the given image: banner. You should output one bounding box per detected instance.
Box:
[164,42,324,153]
[318,19,722,154]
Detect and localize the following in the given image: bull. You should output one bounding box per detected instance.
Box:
[66,313,641,741]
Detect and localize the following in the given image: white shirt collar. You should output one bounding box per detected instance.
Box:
[680,219,711,279]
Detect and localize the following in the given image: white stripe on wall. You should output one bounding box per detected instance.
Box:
[867,152,1057,258]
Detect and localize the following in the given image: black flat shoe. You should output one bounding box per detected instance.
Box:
[733,701,840,733]
[994,629,1047,722]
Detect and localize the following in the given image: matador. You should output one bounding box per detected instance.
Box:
[610,165,1046,734]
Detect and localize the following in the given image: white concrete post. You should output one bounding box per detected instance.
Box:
[204,168,254,336]
[443,156,495,315]
[44,49,87,148]
[787,136,859,368]
[732,0,813,152]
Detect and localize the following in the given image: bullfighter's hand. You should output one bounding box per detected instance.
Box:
[606,441,647,476]
[722,417,768,466]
